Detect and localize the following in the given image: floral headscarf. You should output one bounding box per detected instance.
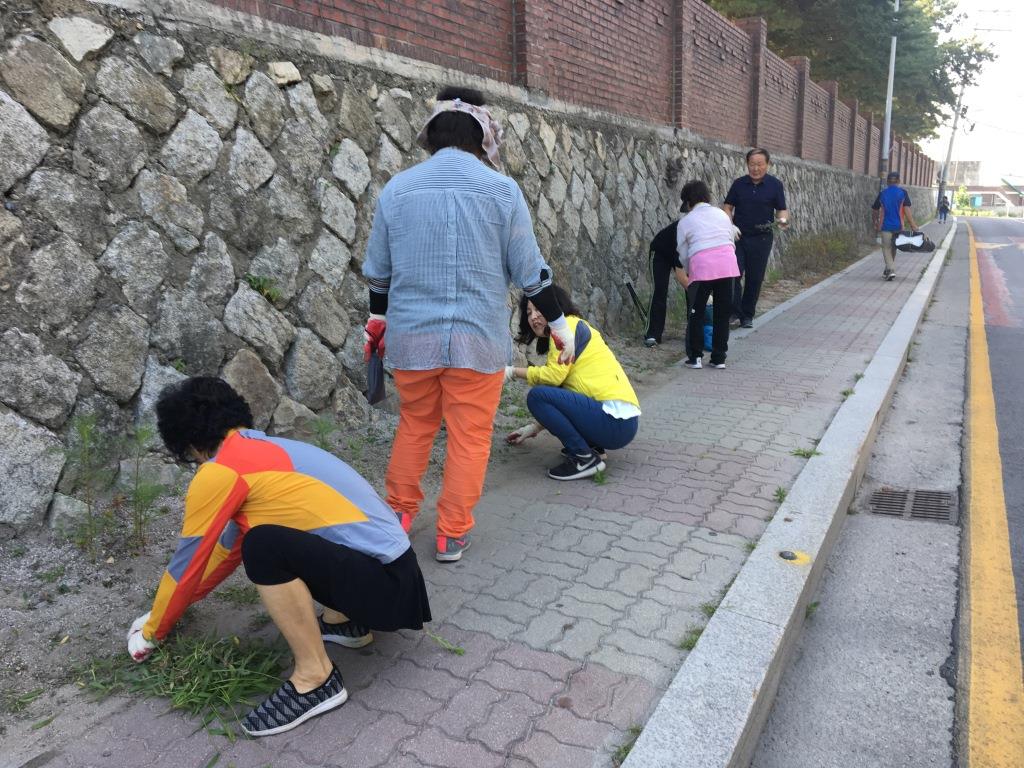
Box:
[416,98,504,169]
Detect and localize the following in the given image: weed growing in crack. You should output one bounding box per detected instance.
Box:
[678,627,703,651]
[65,414,116,561]
[805,601,821,619]
[612,724,643,766]
[3,687,44,714]
[773,487,788,503]
[312,416,339,452]
[840,388,854,399]
[700,599,720,618]
[127,425,165,551]
[245,274,283,304]
[791,447,822,459]
[744,540,757,553]
[77,635,287,740]
[592,468,608,485]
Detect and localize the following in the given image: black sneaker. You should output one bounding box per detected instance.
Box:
[241,665,348,737]
[548,452,605,481]
[886,271,896,281]
[318,614,373,648]
[740,320,753,329]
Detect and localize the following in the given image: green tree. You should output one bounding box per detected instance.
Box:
[708,0,994,141]
[954,184,970,209]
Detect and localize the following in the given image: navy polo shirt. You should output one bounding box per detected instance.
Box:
[724,174,787,236]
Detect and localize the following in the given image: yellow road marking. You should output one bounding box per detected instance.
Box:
[966,223,1024,766]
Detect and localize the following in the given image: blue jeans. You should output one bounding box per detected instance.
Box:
[526,386,639,456]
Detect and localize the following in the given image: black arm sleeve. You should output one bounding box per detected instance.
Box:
[528,283,562,322]
[368,287,389,315]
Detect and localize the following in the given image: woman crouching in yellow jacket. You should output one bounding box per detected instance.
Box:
[505,284,641,480]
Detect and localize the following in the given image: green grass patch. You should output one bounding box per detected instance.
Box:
[773,486,788,503]
[699,599,719,618]
[592,468,608,485]
[39,566,65,583]
[840,388,854,399]
[76,635,287,739]
[677,627,703,651]
[805,601,821,620]
[612,724,643,766]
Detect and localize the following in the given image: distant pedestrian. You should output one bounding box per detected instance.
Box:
[938,195,950,224]
[506,284,640,481]
[723,149,789,328]
[872,171,918,281]
[674,180,740,370]
[362,85,574,564]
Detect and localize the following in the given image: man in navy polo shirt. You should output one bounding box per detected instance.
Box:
[871,171,917,281]
[723,148,789,328]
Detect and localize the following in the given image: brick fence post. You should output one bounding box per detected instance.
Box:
[786,56,810,160]
[821,80,839,166]
[671,0,694,129]
[734,16,767,147]
[513,0,549,92]
[846,99,859,171]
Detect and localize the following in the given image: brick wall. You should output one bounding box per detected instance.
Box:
[760,49,800,157]
[210,0,514,82]
[679,0,752,146]
[539,0,674,124]
[209,0,934,180]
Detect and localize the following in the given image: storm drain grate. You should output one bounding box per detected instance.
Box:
[869,488,958,524]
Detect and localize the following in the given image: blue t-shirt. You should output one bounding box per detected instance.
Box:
[724,174,787,236]
[872,186,912,232]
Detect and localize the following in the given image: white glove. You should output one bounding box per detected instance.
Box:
[732,225,742,242]
[506,422,541,445]
[547,316,575,365]
[503,366,516,383]
[127,611,156,663]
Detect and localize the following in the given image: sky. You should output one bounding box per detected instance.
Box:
[919,0,1024,186]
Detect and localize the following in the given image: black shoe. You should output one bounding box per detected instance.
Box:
[548,452,605,481]
[242,665,348,737]
[740,320,753,329]
[318,615,373,648]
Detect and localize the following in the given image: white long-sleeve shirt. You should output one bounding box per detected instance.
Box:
[675,203,736,271]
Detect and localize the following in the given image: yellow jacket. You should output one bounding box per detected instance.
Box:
[526,316,639,407]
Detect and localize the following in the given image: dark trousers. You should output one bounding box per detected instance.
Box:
[687,279,732,364]
[733,233,773,323]
[644,249,674,344]
[526,386,639,456]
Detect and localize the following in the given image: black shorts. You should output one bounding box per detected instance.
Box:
[241,525,431,632]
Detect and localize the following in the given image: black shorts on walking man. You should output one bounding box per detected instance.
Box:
[723,148,789,328]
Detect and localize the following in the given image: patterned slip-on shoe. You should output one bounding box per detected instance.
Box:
[241,665,348,737]
[318,615,373,648]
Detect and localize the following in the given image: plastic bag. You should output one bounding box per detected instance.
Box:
[364,351,386,405]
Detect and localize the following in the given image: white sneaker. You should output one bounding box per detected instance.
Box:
[684,358,702,369]
[709,362,726,369]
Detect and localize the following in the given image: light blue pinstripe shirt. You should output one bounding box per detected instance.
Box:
[363,148,552,373]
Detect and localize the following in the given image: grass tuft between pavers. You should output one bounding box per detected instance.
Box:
[76,634,288,740]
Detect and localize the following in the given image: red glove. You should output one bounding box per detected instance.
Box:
[363,314,387,362]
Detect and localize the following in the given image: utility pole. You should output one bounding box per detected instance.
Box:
[936,81,966,210]
[879,0,900,179]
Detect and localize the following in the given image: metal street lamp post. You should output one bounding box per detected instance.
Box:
[879,0,900,179]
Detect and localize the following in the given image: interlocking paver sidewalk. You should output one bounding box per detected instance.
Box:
[31,226,949,768]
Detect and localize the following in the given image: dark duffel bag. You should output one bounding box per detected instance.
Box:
[895,231,936,252]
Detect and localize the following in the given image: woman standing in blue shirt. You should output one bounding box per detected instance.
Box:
[362,87,574,563]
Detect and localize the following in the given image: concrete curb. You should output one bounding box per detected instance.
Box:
[623,224,958,768]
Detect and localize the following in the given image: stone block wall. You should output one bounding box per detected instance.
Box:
[0,0,902,533]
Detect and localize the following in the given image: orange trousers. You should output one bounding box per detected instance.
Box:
[385,368,504,539]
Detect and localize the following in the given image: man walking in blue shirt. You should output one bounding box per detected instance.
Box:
[871,171,918,281]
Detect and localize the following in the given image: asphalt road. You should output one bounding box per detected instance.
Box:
[972,216,1024,653]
